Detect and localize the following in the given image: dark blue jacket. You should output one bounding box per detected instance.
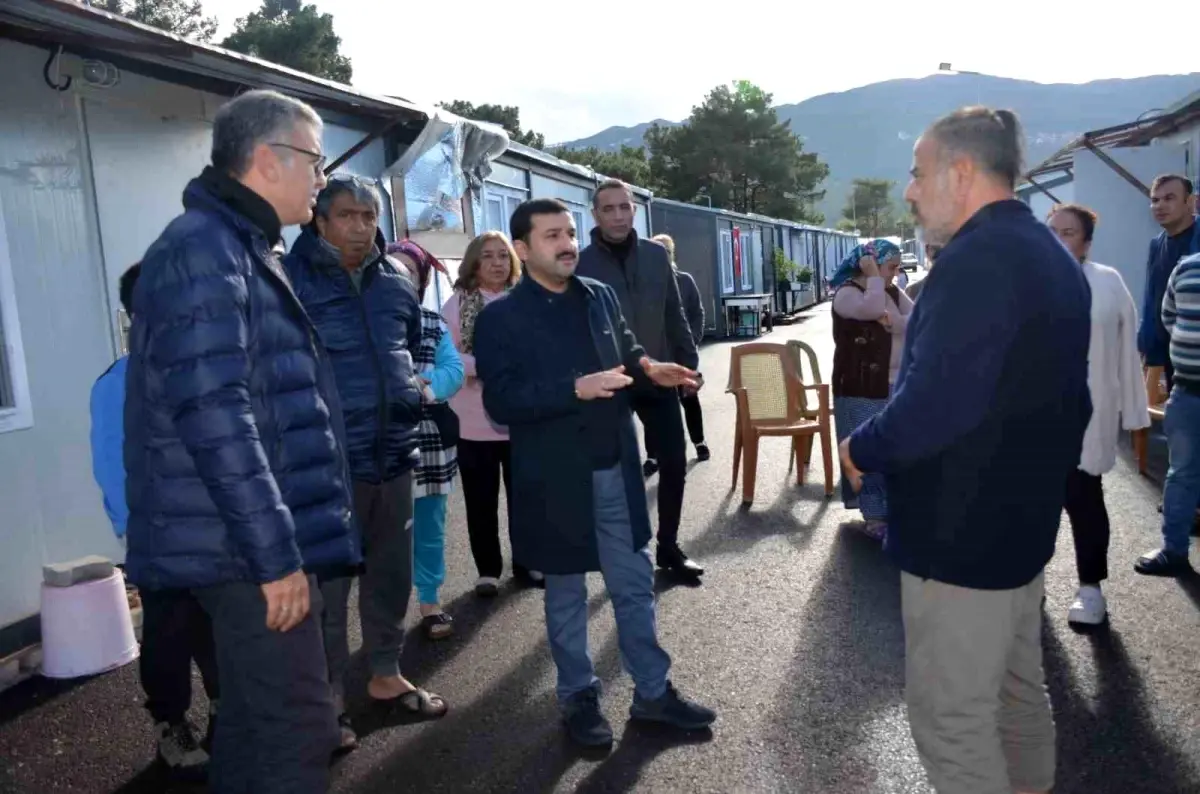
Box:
[124,173,358,590]
[1137,219,1200,367]
[283,226,423,484]
[473,276,653,574]
[849,200,1092,590]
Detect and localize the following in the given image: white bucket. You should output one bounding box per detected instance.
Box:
[40,570,139,679]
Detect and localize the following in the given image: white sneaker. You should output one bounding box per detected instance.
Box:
[1067,585,1107,626]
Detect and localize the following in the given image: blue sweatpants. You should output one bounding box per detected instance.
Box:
[414,494,448,605]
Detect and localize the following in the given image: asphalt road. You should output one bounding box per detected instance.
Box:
[2,302,1199,794]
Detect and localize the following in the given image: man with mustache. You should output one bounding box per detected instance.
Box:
[577,179,703,582]
[284,174,445,752]
[473,198,715,747]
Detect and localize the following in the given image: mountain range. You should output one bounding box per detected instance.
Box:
[558,73,1200,224]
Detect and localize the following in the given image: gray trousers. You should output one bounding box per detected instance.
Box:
[320,473,414,705]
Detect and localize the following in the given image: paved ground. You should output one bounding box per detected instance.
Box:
[3,302,1200,794]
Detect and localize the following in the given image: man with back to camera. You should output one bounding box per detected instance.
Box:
[124,89,356,793]
[577,179,704,581]
[839,106,1091,794]
[473,198,716,747]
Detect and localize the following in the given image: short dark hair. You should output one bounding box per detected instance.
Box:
[510,198,572,243]
[314,173,382,223]
[592,178,631,209]
[1152,174,1194,196]
[927,106,1024,190]
[119,262,141,316]
[1048,203,1098,242]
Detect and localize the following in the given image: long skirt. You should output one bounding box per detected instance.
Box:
[834,395,889,521]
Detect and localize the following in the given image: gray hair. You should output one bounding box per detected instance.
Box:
[314,174,382,221]
[211,90,323,176]
[926,106,1024,190]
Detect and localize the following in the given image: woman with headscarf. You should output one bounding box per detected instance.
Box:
[830,240,913,539]
[441,231,540,595]
[387,240,465,639]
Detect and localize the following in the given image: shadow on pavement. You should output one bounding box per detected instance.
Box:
[1044,621,1200,794]
[766,528,922,793]
[571,720,713,794]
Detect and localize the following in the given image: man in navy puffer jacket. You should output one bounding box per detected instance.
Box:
[284,174,439,741]
[125,90,355,794]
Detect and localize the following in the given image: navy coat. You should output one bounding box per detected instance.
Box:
[124,176,358,590]
[283,226,424,484]
[473,276,653,574]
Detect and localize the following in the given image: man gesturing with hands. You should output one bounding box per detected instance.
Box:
[474,198,715,747]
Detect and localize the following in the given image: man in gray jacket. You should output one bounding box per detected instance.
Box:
[652,234,709,462]
[578,180,704,580]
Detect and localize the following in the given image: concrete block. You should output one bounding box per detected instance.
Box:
[42,555,114,588]
[19,646,42,672]
[0,656,19,687]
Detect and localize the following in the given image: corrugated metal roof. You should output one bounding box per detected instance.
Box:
[1023,94,1200,181]
[0,0,430,123]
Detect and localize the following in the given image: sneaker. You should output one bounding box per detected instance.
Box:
[154,721,208,781]
[474,576,500,597]
[334,713,358,755]
[630,681,716,730]
[562,688,613,747]
[1134,548,1194,577]
[695,443,711,462]
[527,569,545,586]
[862,520,887,541]
[643,458,659,478]
[1067,585,1107,626]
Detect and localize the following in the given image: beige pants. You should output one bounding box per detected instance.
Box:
[901,571,1055,794]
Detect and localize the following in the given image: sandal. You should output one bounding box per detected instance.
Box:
[421,612,454,640]
[396,688,448,719]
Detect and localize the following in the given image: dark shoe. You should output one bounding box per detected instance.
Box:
[643,458,659,478]
[657,546,704,578]
[695,443,710,462]
[513,565,546,589]
[630,682,716,730]
[154,721,208,781]
[420,611,454,640]
[334,713,358,755]
[1134,548,1194,577]
[562,688,613,747]
[474,576,500,597]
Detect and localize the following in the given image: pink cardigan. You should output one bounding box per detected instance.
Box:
[442,290,509,442]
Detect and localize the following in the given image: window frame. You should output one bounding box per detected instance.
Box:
[719,229,735,295]
[0,208,33,433]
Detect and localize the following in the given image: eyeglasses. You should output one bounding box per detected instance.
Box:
[268,142,326,175]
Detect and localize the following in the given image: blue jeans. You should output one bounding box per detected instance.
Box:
[543,466,672,706]
[1161,387,1200,555]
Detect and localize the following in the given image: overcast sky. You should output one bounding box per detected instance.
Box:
[200,0,1197,143]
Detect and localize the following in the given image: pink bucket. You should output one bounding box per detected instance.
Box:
[40,570,139,679]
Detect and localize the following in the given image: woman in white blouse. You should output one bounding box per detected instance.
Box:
[1048,204,1151,626]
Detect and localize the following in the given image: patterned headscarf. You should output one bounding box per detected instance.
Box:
[829,239,902,289]
[386,240,448,301]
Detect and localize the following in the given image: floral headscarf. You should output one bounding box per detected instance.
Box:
[829,239,901,289]
[386,240,448,301]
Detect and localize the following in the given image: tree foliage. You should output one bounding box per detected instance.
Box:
[644,80,828,224]
[95,0,218,41]
[840,178,917,238]
[438,101,546,149]
[221,0,352,83]
[549,145,652,187]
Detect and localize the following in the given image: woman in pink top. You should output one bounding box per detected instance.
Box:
[442,231,538,595]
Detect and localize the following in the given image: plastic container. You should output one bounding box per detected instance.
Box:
[40,570,139,678]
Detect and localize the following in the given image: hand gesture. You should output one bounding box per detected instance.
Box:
[859,254,881,279]
[575,366,634,400]
[681,372,705,397]
[261,570,310,632]
[640,357,699,389]
[878,311,893,330]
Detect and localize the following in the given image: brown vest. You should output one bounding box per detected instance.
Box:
[832,281,897,400]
